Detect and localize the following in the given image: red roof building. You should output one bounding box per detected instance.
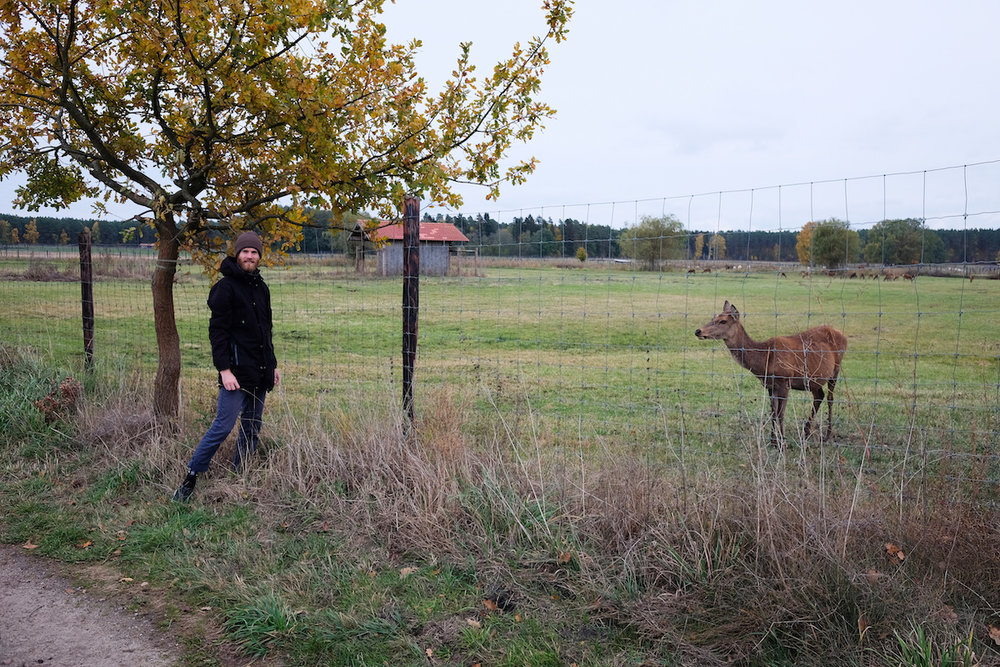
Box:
[352,220,469,276]
[366,221,469,244]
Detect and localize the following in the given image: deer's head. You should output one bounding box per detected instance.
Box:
[695,300,740,341]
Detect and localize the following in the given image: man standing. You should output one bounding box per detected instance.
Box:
[172,230,280,502]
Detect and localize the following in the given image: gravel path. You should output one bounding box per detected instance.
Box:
[0,545,177,666]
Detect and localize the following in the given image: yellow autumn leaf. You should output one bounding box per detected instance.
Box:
[22,540,39,550]
[399,567,417,579]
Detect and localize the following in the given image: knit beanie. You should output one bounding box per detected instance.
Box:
[234,231,263,256]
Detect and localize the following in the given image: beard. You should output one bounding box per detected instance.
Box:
[239,257,259,272]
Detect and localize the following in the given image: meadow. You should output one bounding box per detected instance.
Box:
[2,249,1000,665]
[5,250,999,480]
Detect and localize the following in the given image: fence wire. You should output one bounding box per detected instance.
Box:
[2,161,999,504]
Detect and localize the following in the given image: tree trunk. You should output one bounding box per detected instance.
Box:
[151,212,182,419]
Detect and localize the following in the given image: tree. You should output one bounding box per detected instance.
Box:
[10,227,18,244]
[23,219,39,244]
[0,0,572,418]
[707,233,726,260]
[619,215,686,270]
[59,229,69,245]
[796,222,816,265]
[863,218,945,265]
[693,233,705,260]
[810,218,860,268]
[0,219,9,244]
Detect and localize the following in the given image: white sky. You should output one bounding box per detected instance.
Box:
[4,1,1000,231]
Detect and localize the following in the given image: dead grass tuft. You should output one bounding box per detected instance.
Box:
[23,260,77,282]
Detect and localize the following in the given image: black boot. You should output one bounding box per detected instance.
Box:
[171,470,198,502]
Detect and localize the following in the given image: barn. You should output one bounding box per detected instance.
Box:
[352,221,469,277]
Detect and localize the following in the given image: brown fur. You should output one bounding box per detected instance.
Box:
[695,300,847,445]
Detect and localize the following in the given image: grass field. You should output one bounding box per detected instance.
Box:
[4,252,999,475]
[3,251,1000,665]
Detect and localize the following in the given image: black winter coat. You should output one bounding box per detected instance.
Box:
[208,256,277,391]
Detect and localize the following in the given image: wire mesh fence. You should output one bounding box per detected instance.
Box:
[2,161,999,504]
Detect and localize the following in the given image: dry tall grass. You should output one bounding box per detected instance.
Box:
[70,376,1000,665]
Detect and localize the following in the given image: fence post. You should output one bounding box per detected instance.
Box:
[78,230,94,370]
[402,196,420,426]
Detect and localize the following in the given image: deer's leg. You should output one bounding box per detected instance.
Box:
[769,382,789,446]
[804,383,825,438]
[824,377,838,439]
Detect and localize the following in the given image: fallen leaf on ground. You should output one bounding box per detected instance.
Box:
[23,540,39,550]
[399,567,417,579]
[885,543,905,560]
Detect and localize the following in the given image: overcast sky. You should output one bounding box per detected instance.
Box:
[4,1,999,232]
[381,0,1000,231]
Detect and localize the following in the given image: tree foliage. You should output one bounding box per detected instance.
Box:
[809,218,860,268]
[0,0,572,416]
[796,222,816,266]
[863,218,945,265]
[619,215,686,270]
[23,219,39,244]
[707,233,726,260]
[692,234,705,260]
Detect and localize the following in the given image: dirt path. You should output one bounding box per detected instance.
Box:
[0,545,178,666]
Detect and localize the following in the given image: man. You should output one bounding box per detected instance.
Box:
[172,230,280,502]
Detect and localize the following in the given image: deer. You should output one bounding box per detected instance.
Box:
[694,300,847,447]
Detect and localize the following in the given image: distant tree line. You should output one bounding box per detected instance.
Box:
[0,213,157,246]
[2,210,999,267]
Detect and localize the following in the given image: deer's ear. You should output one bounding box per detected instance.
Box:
[723,300,731,311]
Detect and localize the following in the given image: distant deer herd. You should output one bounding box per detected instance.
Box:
[695,300,847,447]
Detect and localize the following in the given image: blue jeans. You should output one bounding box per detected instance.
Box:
[187,387,267,473]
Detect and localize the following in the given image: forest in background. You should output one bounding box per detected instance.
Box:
[2,209,999,265]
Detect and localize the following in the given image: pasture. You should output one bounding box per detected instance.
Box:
[3,250,999,493]
[4,249,1000,664]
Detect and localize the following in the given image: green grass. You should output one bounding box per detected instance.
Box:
[3,258,1000,664]
[4,257,999,494]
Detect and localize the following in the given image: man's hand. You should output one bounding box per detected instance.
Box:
[220,369,240,391]
[273,369,281,387]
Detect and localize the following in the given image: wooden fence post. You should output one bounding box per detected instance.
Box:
[78,230,94,370]
[402,196,420,426]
